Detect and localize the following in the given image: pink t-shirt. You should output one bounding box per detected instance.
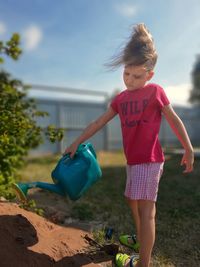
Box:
[110,83,170,164]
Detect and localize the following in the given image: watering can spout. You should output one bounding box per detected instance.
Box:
[35,182,65,196]
[12,181,65,202]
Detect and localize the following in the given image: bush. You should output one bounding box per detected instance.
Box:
[0,33,63,198]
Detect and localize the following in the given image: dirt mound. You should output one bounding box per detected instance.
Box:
[0,201,111,267]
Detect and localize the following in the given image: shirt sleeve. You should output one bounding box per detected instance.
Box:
[110,95,119,113]
[156,85,170,108]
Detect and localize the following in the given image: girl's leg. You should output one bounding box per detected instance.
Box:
[137,200,156,267]
[117,199,155,267]
[126,198,140,242]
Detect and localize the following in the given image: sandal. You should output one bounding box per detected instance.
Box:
[115,253,139,267]
[119,235,140,253]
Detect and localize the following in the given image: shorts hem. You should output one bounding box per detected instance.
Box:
[124,193,157,202]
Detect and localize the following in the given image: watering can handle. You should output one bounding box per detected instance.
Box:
[85,143,97,158]
[60,144,91,168]
[62,143,86,159]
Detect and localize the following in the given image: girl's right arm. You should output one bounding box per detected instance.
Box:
[64,106,116,157]
[162,104,194,173]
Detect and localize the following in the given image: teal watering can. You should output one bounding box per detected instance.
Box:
[12,143,102,202]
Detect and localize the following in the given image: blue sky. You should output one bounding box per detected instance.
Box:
[1,0,200,105]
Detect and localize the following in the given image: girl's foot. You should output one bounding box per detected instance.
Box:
[115,253,139,267]
[119,234,140,253]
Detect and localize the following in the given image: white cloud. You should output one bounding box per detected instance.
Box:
[23,25,42,51]
[165,83,192,106]
[0,22,6,35]
[115,3,137,17]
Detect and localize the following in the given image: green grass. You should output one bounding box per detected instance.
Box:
[17,151,200,266]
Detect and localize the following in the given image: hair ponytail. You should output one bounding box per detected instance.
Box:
[106,23,157,70]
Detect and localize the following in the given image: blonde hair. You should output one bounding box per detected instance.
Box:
[107,23,157,71]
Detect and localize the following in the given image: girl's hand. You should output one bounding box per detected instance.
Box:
[64,142,79,158]
[181,150,194,173]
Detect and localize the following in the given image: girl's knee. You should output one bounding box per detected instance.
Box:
[138,200,156,220]
[140,212,155,222]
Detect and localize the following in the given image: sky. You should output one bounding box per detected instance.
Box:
[0,0,200,106]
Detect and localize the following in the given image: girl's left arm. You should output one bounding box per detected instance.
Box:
[162,104,194,173]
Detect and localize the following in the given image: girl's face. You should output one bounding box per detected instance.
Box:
[123,65,154,91]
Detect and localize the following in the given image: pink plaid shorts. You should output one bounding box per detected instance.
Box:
[125,162,164,202]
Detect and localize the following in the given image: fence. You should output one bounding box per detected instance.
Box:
[28,85,200,155]
[29,84,109,155]
[159,106,200,147]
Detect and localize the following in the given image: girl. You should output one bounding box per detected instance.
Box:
[64,23,194,267]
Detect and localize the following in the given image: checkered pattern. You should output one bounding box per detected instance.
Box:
[125,162,164,202]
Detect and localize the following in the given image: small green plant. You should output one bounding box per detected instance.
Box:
[19,199,44,217]
[92,228,106,245]
[92,227,115,246]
